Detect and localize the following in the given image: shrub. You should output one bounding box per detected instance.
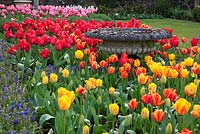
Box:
[193,5,200,21]
[153,0,173,17]
[88,13,113,21]
[67,13,113,22]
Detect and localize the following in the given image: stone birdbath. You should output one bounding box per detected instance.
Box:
[86,28,172,55]
[14,0,32,5]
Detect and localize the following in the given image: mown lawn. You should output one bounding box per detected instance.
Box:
[140,19,200,40]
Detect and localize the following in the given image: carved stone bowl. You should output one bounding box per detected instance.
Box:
[86,28,172,55]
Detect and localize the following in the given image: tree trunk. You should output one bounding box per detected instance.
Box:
[33,0,39,10]
[194,0,200,6]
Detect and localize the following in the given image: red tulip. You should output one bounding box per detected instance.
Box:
[128,99,138,110]
[7,45,17,54]
[190,38,198,46]
[39,48,49,59]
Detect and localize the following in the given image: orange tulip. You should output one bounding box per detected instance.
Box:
[163,88,178,102]
[184,82,197,98]
[135,67,146,76]
[109,54,118,63]
[192,64,200,75]
[138,73,148,85]
[107,66,115,74]
[191,105,200,118]
[182,37,187,43]
[99,60,108,69]
[123,63,131,73]
[144,55,153,65]
[120,70,128,79]
[152,109,165,123]
[173,98,191,115]
[58,96,71,110]
[149,92,165,106]
[84,48,90,55]
[128,99,138,110]
[76,85,86,95]
[90,61,99,70]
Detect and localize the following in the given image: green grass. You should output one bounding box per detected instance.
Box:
[140,19,200,40]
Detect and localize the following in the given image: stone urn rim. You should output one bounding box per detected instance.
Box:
[85,28,172,41]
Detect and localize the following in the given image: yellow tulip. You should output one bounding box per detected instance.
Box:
[109,103,119,116]
[42,76,48,85]
[109,87,115,95]
[180,68,189,78]
[75,50,84,59]
[183,57,194,66]
[168,53,175,61]
[95,79,103,87]
[141,107,149,120]
[50,73,58,83]
[148,83,157,93]
[62,68,69,78]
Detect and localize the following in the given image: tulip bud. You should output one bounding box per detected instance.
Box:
[140,86,146,95]
[97,96,102,105]
[124,115,131,126]
[83,125,89,134]
[165,98,171,108]
[52,92,56,99]
[59,67,63,73]
[31,77,36,84]
[160,75,167,84]
[69,80,74,88]
[79,114,84,124]
[41,71,46,78]
[36,60,41,67]
[165,123,172,134]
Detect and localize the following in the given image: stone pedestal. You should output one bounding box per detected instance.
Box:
[14,0,32,5]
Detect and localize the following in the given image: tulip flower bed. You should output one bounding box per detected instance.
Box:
[0,4,97,18]
[1,16,200,134]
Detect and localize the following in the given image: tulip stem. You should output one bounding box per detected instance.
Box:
[178,115,182,131]
[112,116,115,134]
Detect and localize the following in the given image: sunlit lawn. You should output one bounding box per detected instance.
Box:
[140,19,200,41]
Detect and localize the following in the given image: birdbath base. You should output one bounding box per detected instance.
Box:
[101,40,155,55]
[14,0,32,5]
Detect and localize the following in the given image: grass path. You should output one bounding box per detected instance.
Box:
[140,19,200,40]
